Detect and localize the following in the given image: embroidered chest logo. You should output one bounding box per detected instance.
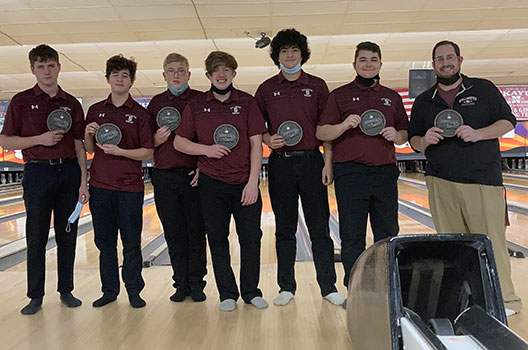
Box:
[273,91,281,97]
[125,114,137,124]
[459,96,477,106]
[381,98,392,106]
[230,106,242,115]
[60,106,72,112]
[98,113,105,118]
[301,88,313,97]
[31,105,39,110]
[203,107,211,113]
[352,97,360,102]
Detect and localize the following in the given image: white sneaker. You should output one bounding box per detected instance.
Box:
[324,292,345,306]
[273,291,294,306]
[505,308,518,316]
[219,299,237,312]
[250,296,268,309]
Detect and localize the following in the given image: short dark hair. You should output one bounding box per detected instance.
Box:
[270,28,311,67]
[432,40,461,60]
[205,51,238,75]
[354,41,382,62]
[28,44,59,67]
[105,55,137,81]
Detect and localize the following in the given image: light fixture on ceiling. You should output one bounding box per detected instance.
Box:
[245,31,271,49]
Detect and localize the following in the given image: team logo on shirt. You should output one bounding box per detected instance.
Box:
[60,106,72,112]
[125,114,137,124]
[459,96,477,106]
[98,113,105,118]
[31,105,39,110]
[230,106,241,115]
[301,88,313,97]
[381,98,392,106]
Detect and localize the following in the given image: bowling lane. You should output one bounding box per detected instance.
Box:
[401,172,528,205]
[398,178,528,249]
[8,200,163,271]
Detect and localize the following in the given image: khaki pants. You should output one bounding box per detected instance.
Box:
[426,176,522,312]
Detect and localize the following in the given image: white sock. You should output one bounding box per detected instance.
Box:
[219,299,237,312]
[273,291,294,306]
[250,297,268,309]
[324,292,345,305]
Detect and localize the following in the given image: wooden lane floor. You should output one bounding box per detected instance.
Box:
[0,184,155,250]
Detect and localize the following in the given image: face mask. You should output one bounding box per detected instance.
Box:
[210,83,233,95]
[436,72,461,86]
[167,82,189,96]
[280,62,302,74]
[66,201,84,232]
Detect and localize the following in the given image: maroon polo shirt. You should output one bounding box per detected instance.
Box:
[319,78,409,166]
[255,70,329,152]
[1,84,84,162]
[86,94,154,192]
[176,88,266,184]
[147,88,201,169]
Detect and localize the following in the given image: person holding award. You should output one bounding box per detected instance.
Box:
[174,51,268,312]
[84,55,154,309]
[408,40,521,315]
[146,53,207,303]
[0,44,89,315]
[255,28,344,307]
[317,42,408,307]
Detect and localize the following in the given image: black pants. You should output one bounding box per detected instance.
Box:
[268,150,337,296]
[198,173,263,303]
[89,186,145,296]
[151,168,206,291]
[334,162,400,288]
[23,161,80,299]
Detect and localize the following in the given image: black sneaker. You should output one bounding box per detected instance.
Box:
[170,288,191,302]
[21,298,43,315]
[191,289,206,302]
[92,293,117,307]
[60,292,82,308]
[128,294,146,308]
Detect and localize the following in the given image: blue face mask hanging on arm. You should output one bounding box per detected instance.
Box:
[66,201,84,232]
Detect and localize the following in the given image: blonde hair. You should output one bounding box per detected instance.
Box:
[163,53,189,70]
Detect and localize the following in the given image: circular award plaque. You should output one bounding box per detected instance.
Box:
[277,121,303,146]
[95,123,122,145]
[47,109,72,132]
[359,109,386,136]
[213,124,239,149]
[156,106,181,131]
[434,109,463,137]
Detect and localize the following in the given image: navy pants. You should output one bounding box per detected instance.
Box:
[89,186,145,296]
[23,161,80,299]
[268,150,337,296]
[198,173,263,303]
[151,168,206,291]
[334,162,400,288]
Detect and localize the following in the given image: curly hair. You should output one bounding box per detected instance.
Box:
[270,28,310,67]
[105,54,137,82]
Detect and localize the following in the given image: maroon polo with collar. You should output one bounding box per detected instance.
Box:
[1,84,84,162]
[319,78,409,166]
[147,88,201,169]
[255,70,329,152]
[86,94,154,192]
[176,88,266,184]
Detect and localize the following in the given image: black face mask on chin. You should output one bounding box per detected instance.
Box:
[436,72,461,86]
[356,74,380,87]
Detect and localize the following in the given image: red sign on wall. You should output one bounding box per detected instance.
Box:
[499,86,528,121]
